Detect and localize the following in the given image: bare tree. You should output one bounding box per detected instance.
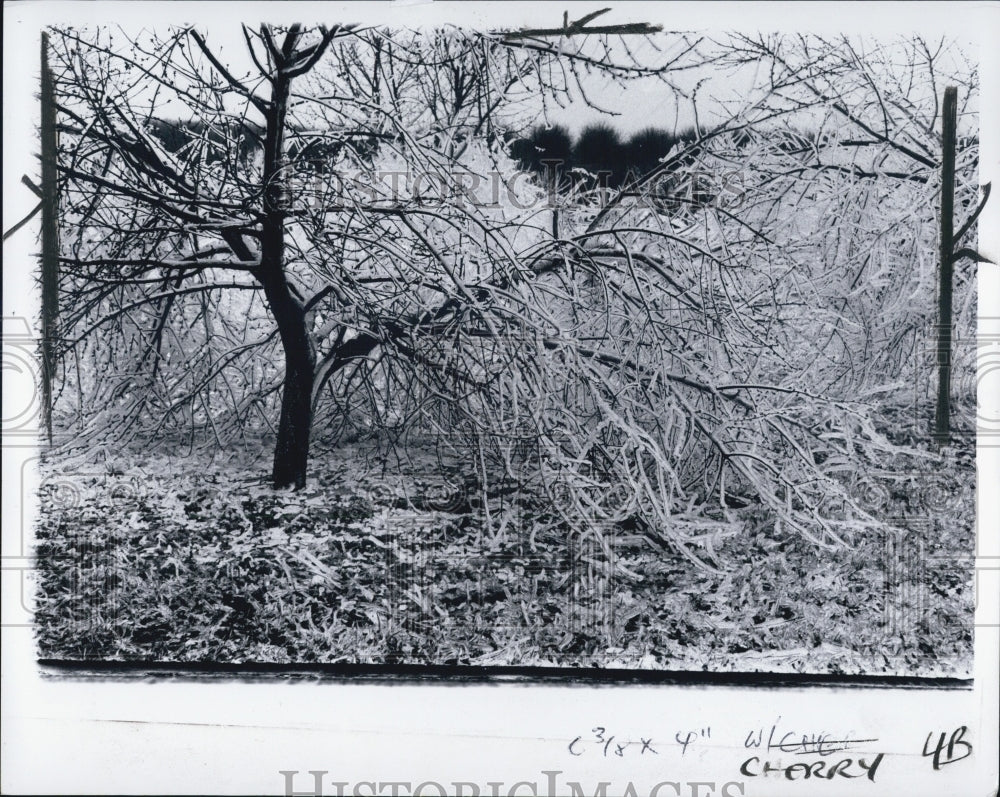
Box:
[48,23,701,487]
[703,33,982,398]
[46,26,977,566]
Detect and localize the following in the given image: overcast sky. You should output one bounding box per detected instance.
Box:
[111,22,738,134]
[63,19,978,142]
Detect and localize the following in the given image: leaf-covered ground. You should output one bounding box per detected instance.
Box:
[32,435,974,676]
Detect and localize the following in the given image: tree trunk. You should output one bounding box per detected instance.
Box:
[269,287,316,489]
[258,28,316,489]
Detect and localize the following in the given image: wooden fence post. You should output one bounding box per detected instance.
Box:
[934,86,957,446]
[40,31,60,445]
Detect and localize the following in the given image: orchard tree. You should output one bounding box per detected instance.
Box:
[702,33,983,397]
[47,23,704,488]
[45,25,978,566]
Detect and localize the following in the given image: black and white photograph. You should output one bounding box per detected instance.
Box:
[17,8,990,676]
[2,2,999,794]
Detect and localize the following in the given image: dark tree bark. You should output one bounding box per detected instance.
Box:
[259,27,317,489]
[40,31,60,445]
[934,86,957,446]
[267,284,316,489]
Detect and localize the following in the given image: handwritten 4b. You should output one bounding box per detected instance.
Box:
[922,726,972,770]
